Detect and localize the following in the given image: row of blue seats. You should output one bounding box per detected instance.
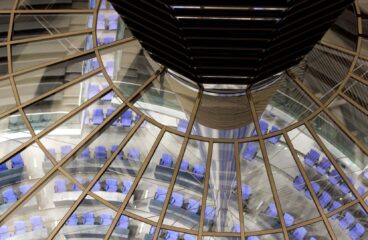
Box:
[54,178,132,194]
[159,153,205,179]
[90,0,114,10]
[85,108,134,126]
[0,216,43,239]
[47,144,140,161]
[66,212,128,229]
[88,13,119,31]
[1,184,31,205]
[149,227,196,240]
[0,154,24,172]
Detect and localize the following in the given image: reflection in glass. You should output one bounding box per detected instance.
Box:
[0,46,7,76]
[343,78,368,110]
[287,221,330,240]
[18,0,93,10]
[0,15,10,42]
[0,79,17,114]
[111,214,156,239]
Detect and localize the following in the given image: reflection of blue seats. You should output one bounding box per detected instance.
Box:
[177,119,188,133]
[66,213,78,225]
[192,164,205,179]
[266,126,281,144]
[316,157,331,175]
[187,198,200,213]
[103,36,115,44]
[88,84,100,99]
[101,90,113,101]
[243,142,258,161]
[242,184,252,200]
[183,234,196,240]
[109,14,119,30]
[266,202,277,218]
[30,216,44,230]
[100,213,113,225]
[94,145,107,160]
[106,178,118,192]
[83,212,95,225]
[180,159,189,171]
[61,145,72,159]
[160,153,173,167]
[259,120,269,135]
[363,169,368,180]
[149,226,156,235]
[292,227,307,240]
[247,237,259,240]
[11,154,24,168]
[166,230,179,240]
[328,201,342,219]
[128,148,140,161]
[105,62,114,76]
[78,148,90,160]
[205,207,215,221]
[348,223,365,240]
[106,108,119,126]
[170,192,184,207]
[2,189,17,204]
[54,179,67,193]
[72,177,83,191]
[117,215,129,229]
[122,180,132,194]
[154,187,167,202]
[122,110,132,127]
[305,182,320,200]
[0,163,7,172]
[319,191,332,208]
[97,14,105,30]
[232,224,241,232]
[14,221,27,235]
[91,180,101,192]
[47,148,56,159]
[0,225,9,240]
[339,182,350,194]
[339,212,355,229]
[93,109,104,125]
[329,170,342,185]
[19,184,32,196]
[100,0,107,9]
[111,144,124,159]
[304,149,320,167]
[293,175,305,191]
[284,212,295,227]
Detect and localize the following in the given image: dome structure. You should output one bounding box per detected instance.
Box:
[0,0,366,240]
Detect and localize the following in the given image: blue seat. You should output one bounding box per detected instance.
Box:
[103,36,115,44]
[192,164,205,179]
[177,119,188,133]
[94,145,107,160]
[111,144,124,159]
[241,184,252,200]
[0,163,7,172]
[78,148,90,160]
[149,226,156,235]
[363,169,368,181]
[83,212,95,225]
[304,149,320,167]
[108,14,119,30]
[121,110,133,127]
[128,148,140,161]
[339,212,355,229]
[316,157,331,175]
[339,182,351,194]
[122,180,132,194]
[166,230,179,240]
[30,216,43,230]
[259,120,269,135]
[0,225,9,240]
[266,126,281,144]
[97,14,105,30]
[243,142,258,161]
[101,90,113,101]
[284,212,295,227]
[180,159,189,171]
[319,191,332,208]
[100,213,113,225]
[293,175,305,191]
[106,108,119,126]
[154,187,167,202]
[117,215,129,229]
[186,198,200,213]
[266,202,277,218]
[100,0,107,10]
[19,184,32,196]
[304,182,321,200]
[14,221,27,235]
[170,192,184,207]
[292,227,308,240]
[88,84,100,99]
[105,62,114,76]
[93,108,104,125]
[205,206,215,221]
[105,178,118,192]
[47,148,56,159]
[232,224,241,232]
[66,213,78,225]
[2,188,17,204]
[61,145,72,159]
[72,177,83,191]
[329,170,342,185]
[11,154,24,168]
[91,180,101,192]
[183,234,196,240]
[160,153,173,167]
[328,201,342,219]
[54,179,67,193]
[348,223,365,240]
[247,237,259,240]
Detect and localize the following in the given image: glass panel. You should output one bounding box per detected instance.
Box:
[353,58,368,81]
[205,143,239,232]
[0,46,7,76]
[126,132,184,222]
[110,214,155,239]
[18,0,93,9]
[0,15,10,42]
[12,33,93,72]
[0,171,82,239]
[56,197,117,239]
[0,79,16,114]
[14,53,99,103]
[203,237,240,240]
[0,1,13,9]
[100,40,160,98]
[310,113,368,196]
[287,221,330,240]
[253,75,318,132]
[92,121,160,207]
[13,13,93,40]
[40,91,122,161]
[0,143,53,216]
[328,203,367,240]
[24,72,108,131]
[0,111,32,160]
[134,72,198,132]
[343,78,368,111]
[288,125,356,213]
[163,139,209,230]
[158,227,198,240]
[246,234,284,240]
[239,141,280,231]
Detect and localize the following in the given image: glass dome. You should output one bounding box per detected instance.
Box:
[0,0,366,239]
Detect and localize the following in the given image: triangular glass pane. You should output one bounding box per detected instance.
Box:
[343,77,368,111]
[0,78,17,114]
[288,221,330,240]
[110,214,155,239]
